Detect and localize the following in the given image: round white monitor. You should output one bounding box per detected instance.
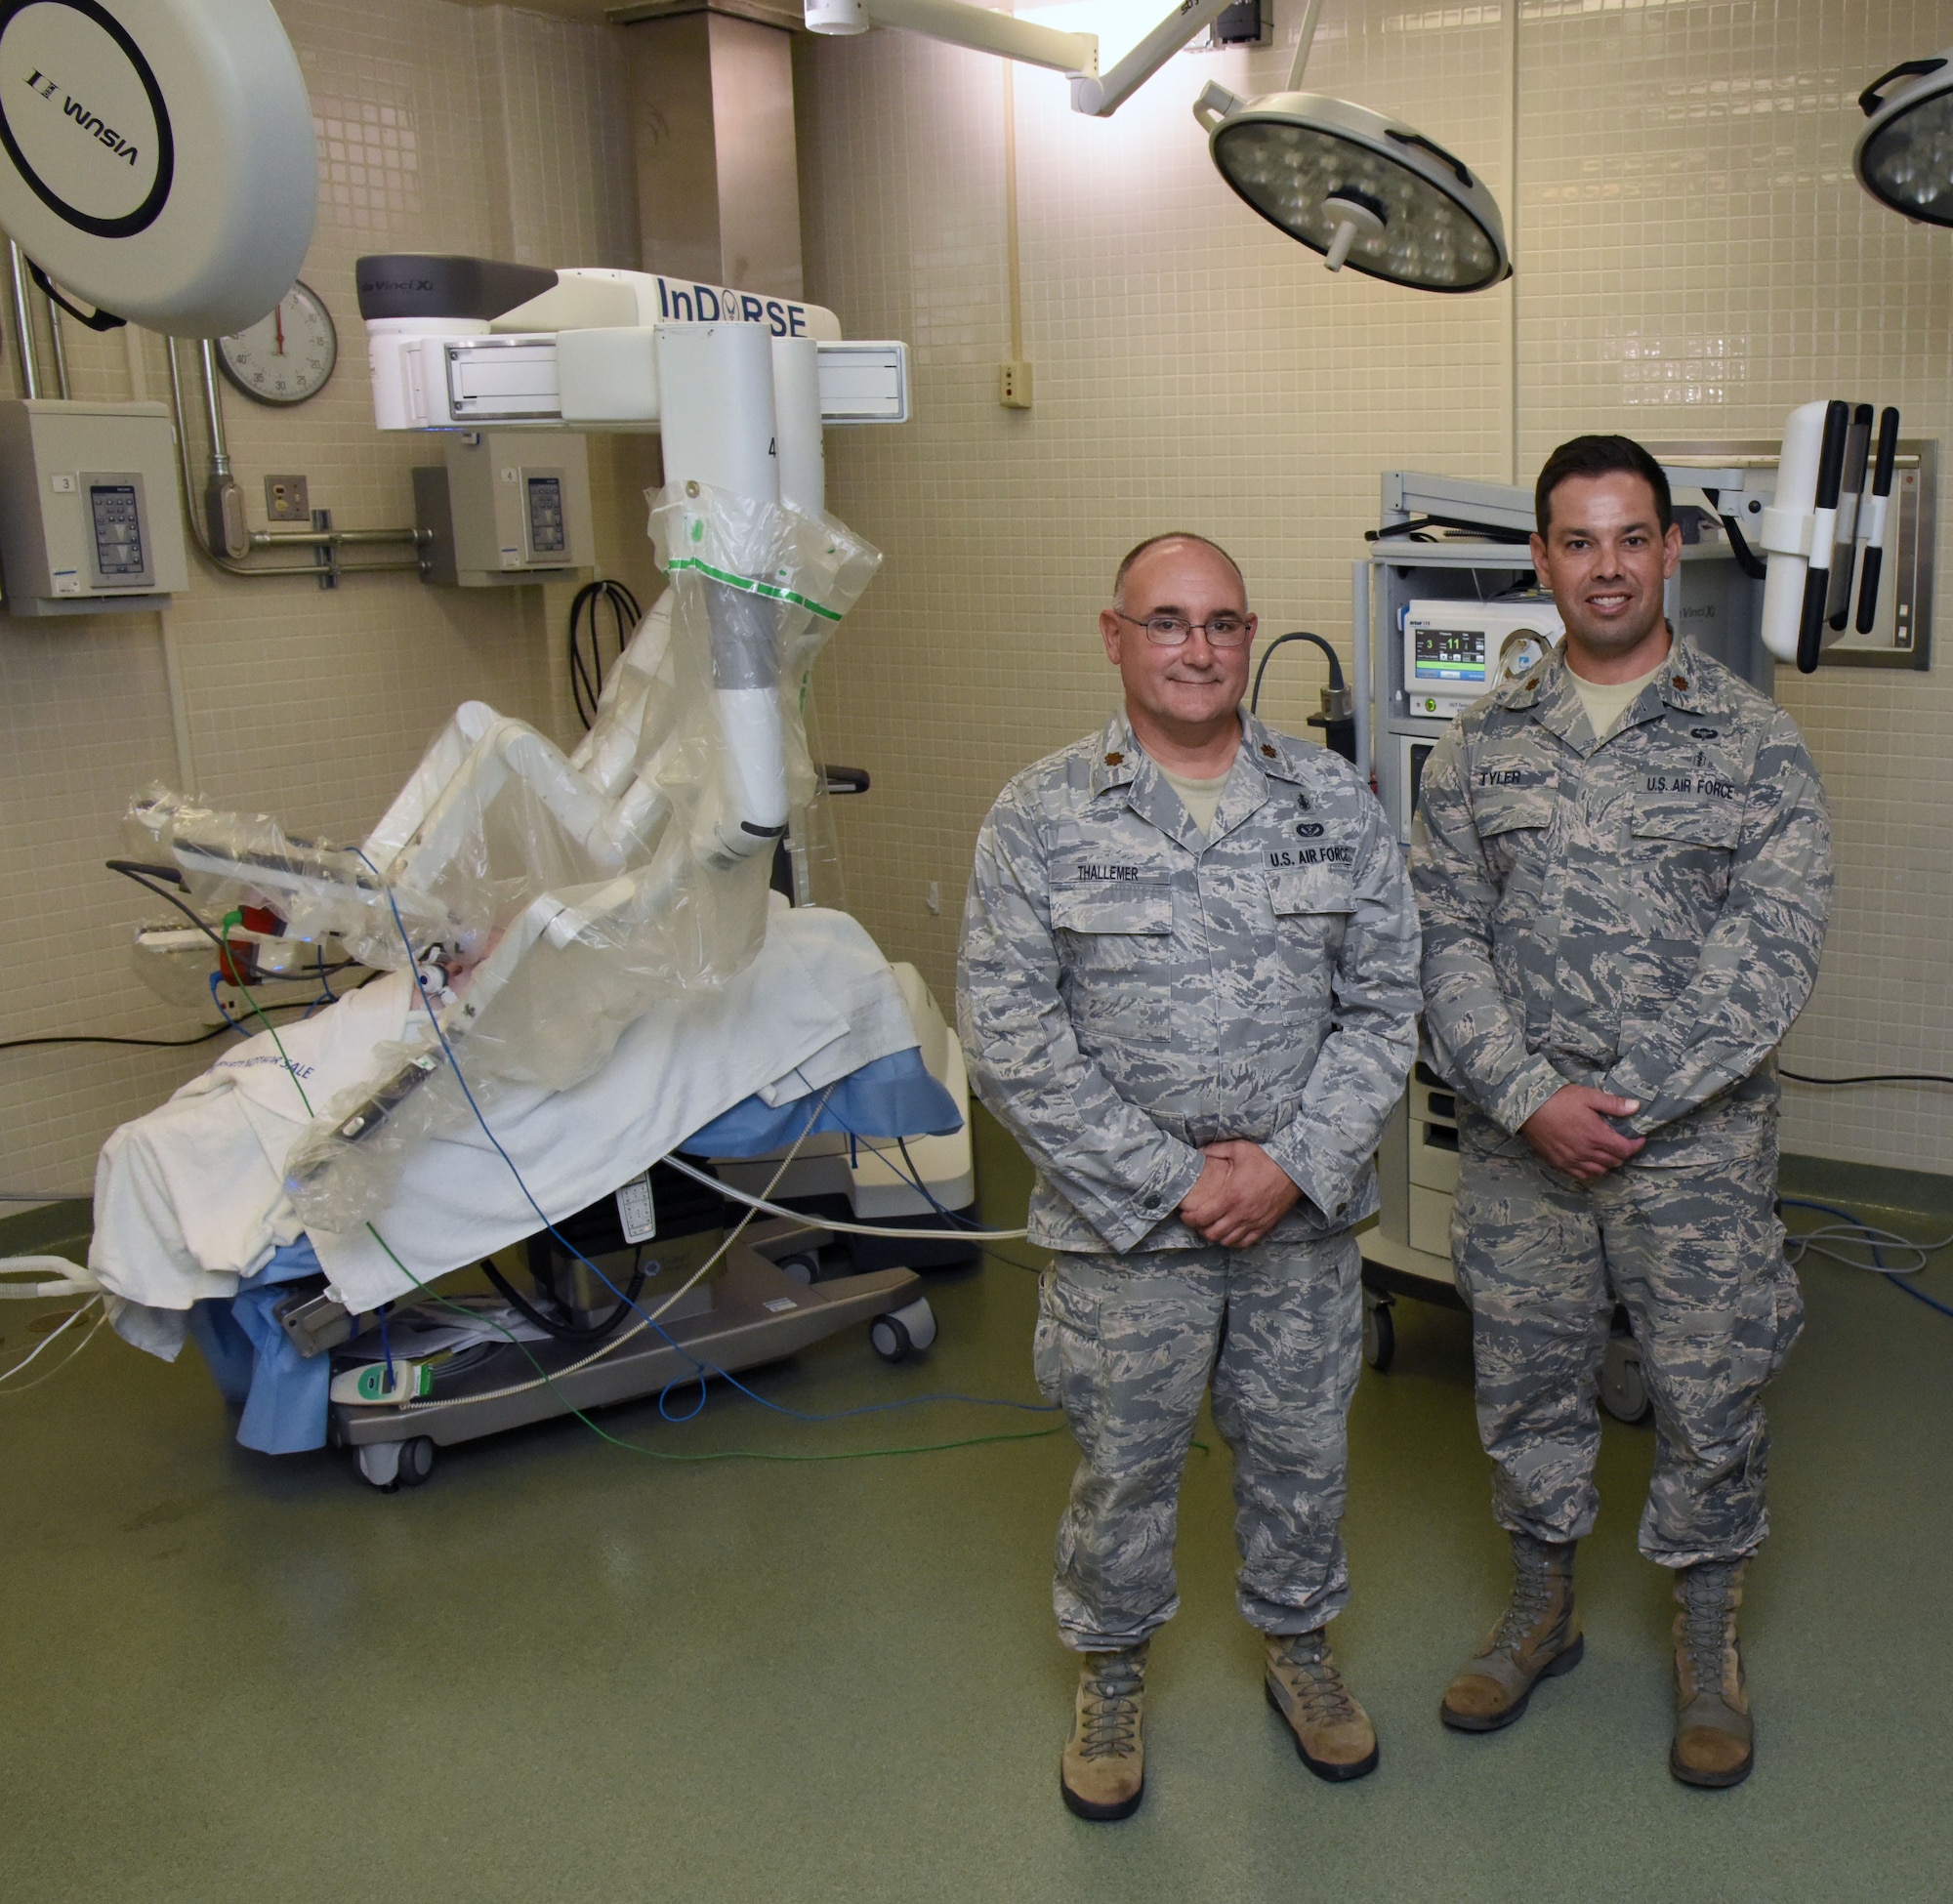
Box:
[0,0,316,336]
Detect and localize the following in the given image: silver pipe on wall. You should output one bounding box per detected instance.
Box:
[196,339,231,479]
[163,337,422,578]
[45,296,69,400]
[8,241,40,400]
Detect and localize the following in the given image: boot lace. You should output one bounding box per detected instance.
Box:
[1490,1550,1558,1657]
[1077,1659,1143,1761]
[1270,1635,1358,1726]
[1680,1567,1735,1695]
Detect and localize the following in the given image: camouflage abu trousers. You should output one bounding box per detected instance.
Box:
[1035,1230,1363,1652]
[1451,1109,1804,1568]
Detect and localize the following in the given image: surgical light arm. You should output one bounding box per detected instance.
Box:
[809,0,1236,118]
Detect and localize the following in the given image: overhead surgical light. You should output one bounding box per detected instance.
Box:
[1854,51,1953,225]
[1192,1,1509,290]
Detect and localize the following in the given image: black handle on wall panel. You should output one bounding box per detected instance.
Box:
[1828,405,1875,630]
[1797,400,1850,673]
[1856,406,1904,635]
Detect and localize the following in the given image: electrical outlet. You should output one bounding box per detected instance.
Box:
[925,881,940,915]
[265,475,310,521]
[999,361,1033,409]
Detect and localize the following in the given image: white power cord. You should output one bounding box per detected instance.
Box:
[661,1154,1029,1241]
[399,1123,821,1413]
[0,1296,104,1387]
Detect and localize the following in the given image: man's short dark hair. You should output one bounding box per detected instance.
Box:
[1534,435,1672,537]
[1113,532,1246,607]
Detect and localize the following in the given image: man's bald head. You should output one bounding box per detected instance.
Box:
[1112,532,1246,611]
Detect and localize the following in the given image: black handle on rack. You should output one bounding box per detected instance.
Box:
[1701,488,1767,580]
[1856,406,1903,635]
[1797,400,1850,674]
[1828,404,1874,630]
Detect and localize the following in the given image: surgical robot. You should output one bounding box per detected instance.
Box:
[115,271,968,1484]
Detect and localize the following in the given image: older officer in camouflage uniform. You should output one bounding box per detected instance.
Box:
[959,532,1419,1821]
[1411,435,1830,1788]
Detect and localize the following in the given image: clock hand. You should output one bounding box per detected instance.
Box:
[274,302,285,355]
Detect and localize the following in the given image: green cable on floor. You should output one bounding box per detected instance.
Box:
[365,1226,1064,1465]
[223,911,1074,1464]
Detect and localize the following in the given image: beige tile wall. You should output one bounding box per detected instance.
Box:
[800,0,1953,1175]
[0,0,662,1198]
[6,0,1948,1203]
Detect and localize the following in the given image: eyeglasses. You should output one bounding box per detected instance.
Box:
[1115,610,1255,648]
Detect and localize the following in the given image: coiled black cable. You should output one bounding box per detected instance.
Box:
[568,579,644,728]
[478,1253,646,1343]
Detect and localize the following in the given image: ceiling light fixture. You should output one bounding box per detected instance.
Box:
[1193,0,1511,292]
[1854,51,1953,225]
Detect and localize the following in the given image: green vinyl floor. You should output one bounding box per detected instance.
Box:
[3,1127,1951,1904]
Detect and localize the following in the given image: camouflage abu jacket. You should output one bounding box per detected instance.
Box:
[958,709,1420,1253]
[1409,633,1831,1154]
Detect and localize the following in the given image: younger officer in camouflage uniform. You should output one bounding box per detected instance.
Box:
[959,534,1419,1819]
[1410,436,1830,1787]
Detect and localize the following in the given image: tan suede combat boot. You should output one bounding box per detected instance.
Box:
[1265,1630,1379,1782]
[1059,1645,1148,1821]
[1671,1560,1754,1788]
[1440,1531,1584,1731]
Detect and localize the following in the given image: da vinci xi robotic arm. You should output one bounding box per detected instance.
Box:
[135,300,886,1235]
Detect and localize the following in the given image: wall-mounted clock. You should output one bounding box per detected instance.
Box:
[216,281,338,406]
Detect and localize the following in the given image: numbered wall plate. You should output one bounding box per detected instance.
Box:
[217,280,336,404]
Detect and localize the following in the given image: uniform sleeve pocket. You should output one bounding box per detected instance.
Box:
[1050,883,1171,933]
[1632,794,1742,849]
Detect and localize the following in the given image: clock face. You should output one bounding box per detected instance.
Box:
[216,282,338,405]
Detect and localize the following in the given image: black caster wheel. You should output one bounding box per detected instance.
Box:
[778,1253,819,1286]
[1600,1334,1651,1424]
[1362,1297,1396,1373]
[357,1436,436,1489]
[871,1297,936,1363]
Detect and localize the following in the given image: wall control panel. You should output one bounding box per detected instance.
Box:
[414,430,595,586]
[0,402,187,616]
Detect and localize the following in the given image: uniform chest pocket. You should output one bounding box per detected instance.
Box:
[1265,864,1352,1023]
[1632,790,1742,849]
[1265,863,1354,918]
[1472,784,1556,890]
[1050,880,1172,1028]
[1050,882,1172,935]
[1631,786,1742,920]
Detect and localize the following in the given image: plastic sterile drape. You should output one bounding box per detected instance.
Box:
[125,480,880,1237]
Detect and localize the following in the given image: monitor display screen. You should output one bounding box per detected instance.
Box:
[1412,625,1486,683]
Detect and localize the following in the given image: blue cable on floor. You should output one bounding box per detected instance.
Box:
[1779,1196,1953,1318]
[354,850,1056,1424]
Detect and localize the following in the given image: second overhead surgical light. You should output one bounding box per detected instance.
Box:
[1854,50,1953,225]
